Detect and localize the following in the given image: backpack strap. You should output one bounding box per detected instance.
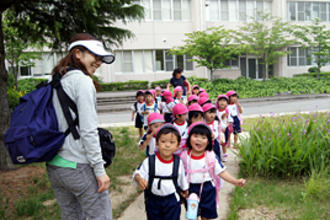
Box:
[134,101,138,112]
[147,154,156,195]
[51,72,80,139]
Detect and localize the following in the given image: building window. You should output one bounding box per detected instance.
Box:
[288,1,330,22]
[207,0,272,21]
[153,50,193,72]
[140,0,191,21]
[288,47,313,66]
[224,55,239,68]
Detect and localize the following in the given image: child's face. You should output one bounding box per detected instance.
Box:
[229,95,238,104]
[176,113,187,123]
[155,90,161,96]
[137,95,144,102]
[157,133,179,159]
[176,91,183,98]
[145,94,154,103]
[204,111,216,123]
[190,133,208,154]
[192,88,199,95]
[217,99,227,109]
[191,114,203,124]
[150,122,164,133]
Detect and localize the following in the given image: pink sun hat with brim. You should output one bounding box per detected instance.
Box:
[199,88,206,93]
[199,92,209,99]
[216,94,229,109]
[198,97,210,106]
[187,121,212,136]
[202,103,216,113]
[149,89,156,97]
[155,123,181,140]
[188,95,199,102]
[162,89,172,97]
[192,84,199,90]
[173,86,183,93]
[172,103,188,116]
[226,90,238,97]
[188,103,203,113]
[155,86,162,91]
[147,112,165,125]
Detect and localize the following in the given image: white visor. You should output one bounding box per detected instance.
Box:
[69,40,115,64]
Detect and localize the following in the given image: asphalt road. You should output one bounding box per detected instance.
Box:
[98,97,330,127]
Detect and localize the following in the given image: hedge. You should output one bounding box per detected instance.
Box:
[101,80,149,92]
[150,76,209,89]
[293,71,330,79]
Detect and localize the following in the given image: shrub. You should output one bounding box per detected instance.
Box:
[308,66,319,73]
[17,78,47,93]
[101,80,148,91]
[305,171,330,200]
[239,112,330,178]
[294,72,330,79]
[7,87,23,111]
[150,79,169,89]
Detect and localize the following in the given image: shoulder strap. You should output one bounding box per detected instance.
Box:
[172,155,181,194]
[154,102,158,112]
[134,102,138,112]
[51,72,80,139]
[147,155,156,194]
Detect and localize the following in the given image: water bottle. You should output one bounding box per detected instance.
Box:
[186,193,199,220]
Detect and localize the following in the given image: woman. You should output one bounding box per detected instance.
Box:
[167,67,191,97]
[46,33,114,220]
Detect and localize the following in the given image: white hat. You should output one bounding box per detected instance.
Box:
[68,40,115,64]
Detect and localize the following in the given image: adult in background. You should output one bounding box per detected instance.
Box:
[46,33,114,220]
[167,67,191,97]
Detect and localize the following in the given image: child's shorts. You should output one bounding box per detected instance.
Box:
[145,192,181,220]
[135,115,143,128]
[232,116,241,134]
[164,113,172,123]
[188,181,217,219]
[213,139,221,162]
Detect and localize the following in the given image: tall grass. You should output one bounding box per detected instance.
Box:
[239,112,330,178]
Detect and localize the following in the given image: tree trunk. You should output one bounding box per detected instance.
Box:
[0,11,14,170]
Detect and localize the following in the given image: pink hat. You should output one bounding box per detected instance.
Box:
[149,89,156,97]
[188,103,203,112]
[192,84,199,90]
[199,92,209,99]
[155,123,181,140]
[173,86,183,93]
[172,103,188,116]
[155,86,162,91]
[199,88,206,93]
[216,94,229,109]
[187,121,212,136]
[226,90,237,97]
[188,95,199,102]
[148,112,165,125]
[202,103,216,113]
[198,97,210,106]
[162,89,172,97]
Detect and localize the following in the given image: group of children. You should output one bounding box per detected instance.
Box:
[131,84,246,220]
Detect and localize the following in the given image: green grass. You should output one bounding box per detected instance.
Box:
[228,177,330,220]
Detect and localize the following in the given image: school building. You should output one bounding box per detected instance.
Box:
[14,0,330,82]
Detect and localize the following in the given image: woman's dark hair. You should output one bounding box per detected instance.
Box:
[136,90,144,98]
[51,33,101,90]
[188,111,203,126]
[172,67,183,78]
[186,125,213,151]
[156,127,181,144]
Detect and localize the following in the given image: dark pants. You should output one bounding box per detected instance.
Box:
[145,193,181,220]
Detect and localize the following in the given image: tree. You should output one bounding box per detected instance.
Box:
[292,18,330,80]
[0,0,144,170]
[4,10,42,90]
[171,26,241,80]
[235,13,297,81]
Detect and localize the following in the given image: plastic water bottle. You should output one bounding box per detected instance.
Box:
[186,193,199,220]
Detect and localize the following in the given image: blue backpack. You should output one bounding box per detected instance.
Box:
[4,73,80,164]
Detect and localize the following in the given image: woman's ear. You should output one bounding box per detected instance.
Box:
[73,48,83,60]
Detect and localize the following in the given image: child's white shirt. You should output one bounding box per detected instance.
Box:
[184,152,226,184]
[161,101,175,114]
[138,133,156,156]
[132,154,189,201]
[173,120,188,137]
[218,108,233,130]
[206,120,219,140]
[141,102,159,126]
[227,103,238,117]
[131,101,144,114]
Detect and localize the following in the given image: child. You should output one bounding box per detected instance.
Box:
[203,103,221,163]
[131,90,145,138]
[133,124,189,220]
[198,96,211,107]
[173,86,186,104]
[172,103,188,137]
[216,94,233,161]
[161,90,176,123]
[155,86,162,105]
[199,91,209,99]
[141,90,159,130]
[138,113,165,156]
[187,95,199,107]
[191,85,200,95]
[180,122,246,220]
[197,88,206,96]
[226,90,243,147]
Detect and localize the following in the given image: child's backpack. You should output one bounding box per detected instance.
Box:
[144,154,184,203]
[180,150,222,208]
[4,71,115,167]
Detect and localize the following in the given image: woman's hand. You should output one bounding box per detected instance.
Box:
[96,174,111,193]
